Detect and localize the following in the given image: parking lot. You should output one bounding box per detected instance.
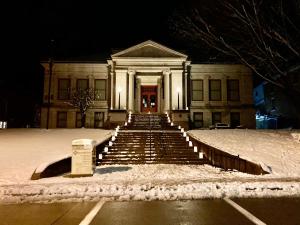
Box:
[0,198,299,225]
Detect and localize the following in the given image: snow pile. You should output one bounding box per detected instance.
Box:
[1,164,300,204]
[189,129,300,176]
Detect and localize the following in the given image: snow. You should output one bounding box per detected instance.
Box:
[189,129,300,176]
[0,129,112,184]
[0,128,300,204]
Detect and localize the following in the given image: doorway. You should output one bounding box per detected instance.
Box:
[141,86,157,113]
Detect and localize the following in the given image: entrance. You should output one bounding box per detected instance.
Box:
[141,86,157,112]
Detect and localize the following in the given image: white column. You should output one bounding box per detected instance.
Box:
[128,70,135,112]
[184,71,188,109]
[110,72,114,109]
[163,71,170,112]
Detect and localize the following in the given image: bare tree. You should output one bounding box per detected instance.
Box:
[170,0,300,126]
[170,0,300,91]
[67,88,94,128]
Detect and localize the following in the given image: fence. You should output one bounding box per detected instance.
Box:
[189,136,268,175]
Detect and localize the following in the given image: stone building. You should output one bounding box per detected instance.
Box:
[40,40,255,129]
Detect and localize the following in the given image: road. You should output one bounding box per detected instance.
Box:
[0,198,299,225]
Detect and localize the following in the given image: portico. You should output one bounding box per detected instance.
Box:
[108,40,188,114]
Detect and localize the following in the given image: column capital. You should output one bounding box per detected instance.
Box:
[163,70,171,76]
[127,70,136,76]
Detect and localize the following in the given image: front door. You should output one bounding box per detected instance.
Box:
[141,86,157,113]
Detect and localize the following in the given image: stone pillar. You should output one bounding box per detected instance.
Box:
[163,70,170,112]
[128,70,136,112]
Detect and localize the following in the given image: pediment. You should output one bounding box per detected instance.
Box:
[111,40,187,59]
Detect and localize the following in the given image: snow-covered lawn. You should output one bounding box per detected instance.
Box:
[189,129,300,176]
[0,128,300,203]
[0,129,112,184]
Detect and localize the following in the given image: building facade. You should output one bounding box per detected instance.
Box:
[40,40,255,129]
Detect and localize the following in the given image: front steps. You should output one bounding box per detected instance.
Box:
[99,114,208,165]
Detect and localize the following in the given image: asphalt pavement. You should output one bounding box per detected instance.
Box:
[0,198,299,225]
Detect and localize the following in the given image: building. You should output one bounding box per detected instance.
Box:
[40,40,255,129]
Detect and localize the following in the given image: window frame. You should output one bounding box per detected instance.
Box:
[192,79,204,101]
[230,112,240,128]
[57,111,67,128]
[212,112,222,125]
[94,79,106,101]
[94,112,104,128]
[227,79,240,101]
[76,79,89,91]
[209,79,222,101]
[194,112,204,128]
[57,79,70,100]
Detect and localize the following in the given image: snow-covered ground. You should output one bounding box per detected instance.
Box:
[0,128,300,204]
[0,129,112,184]
[189,129,300,176]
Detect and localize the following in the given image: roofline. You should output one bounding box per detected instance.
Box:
[111,40,188,59]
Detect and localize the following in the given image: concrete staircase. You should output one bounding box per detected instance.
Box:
[99,114,208,165]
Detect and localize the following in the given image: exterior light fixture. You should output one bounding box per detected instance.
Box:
[194,146,198,152]
[176,87,181,110]
[117,87,122,110]
[199,152,204,159]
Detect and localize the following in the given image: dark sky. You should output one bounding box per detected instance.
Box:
[2,0,190,126]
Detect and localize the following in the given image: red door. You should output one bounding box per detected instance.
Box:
[141,86,157,113]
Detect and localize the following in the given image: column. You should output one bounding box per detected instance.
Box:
[110,72,114,109]
[184,71,188,109]
[163,70,170,112]
[128,70,136,112]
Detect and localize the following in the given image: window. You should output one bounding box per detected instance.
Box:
[192,80,203,101]
[209,80,221,101]
[230,112,240,128]
[57,112,67,128]
[212,112,222,125]
[227,79,240,101]
[94,112,104,128]
[77,79,89,90]
[194,112,203,128]
[76,112,82,128]
[58,79,70,100]
[94,79,106,101]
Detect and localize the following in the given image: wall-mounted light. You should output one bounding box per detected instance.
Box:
[117,87,122,110]
[176,87,181,110]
